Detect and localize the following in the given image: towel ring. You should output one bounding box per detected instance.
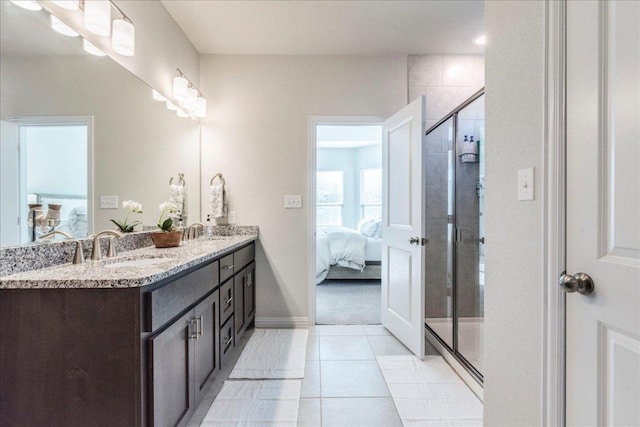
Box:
[210,173,226,186]
[169,173,186,186]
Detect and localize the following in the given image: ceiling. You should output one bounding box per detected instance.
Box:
[162,0,484,56]
[317,124,381,149]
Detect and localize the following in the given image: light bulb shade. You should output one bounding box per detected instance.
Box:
[84,1,111,37]
[83,39,107,56]
[112,19,135,56]
[176,109,189,118]
[166,101,177,111]
[51,15,79,37]
[10,1,42,11]
[152,90,166,102]
[195,97,207,118]
[51,0,79,10]
[186,88,198,110]
[173,76,188,101]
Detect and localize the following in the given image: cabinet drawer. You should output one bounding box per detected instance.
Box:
[220,279,234,324]
[146,261,218,332]
[219,254,234,282]
[234,243,255,271]
[220,315,235,366]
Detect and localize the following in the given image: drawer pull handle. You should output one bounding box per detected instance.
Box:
[225,297,233,305]
[197,316,203,337]
[222,264,234,270]
[224,336,232,346]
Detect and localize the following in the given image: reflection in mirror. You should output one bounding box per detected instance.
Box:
[0,2,201,248]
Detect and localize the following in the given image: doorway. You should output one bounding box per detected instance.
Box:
[309,118,384,325]
[1,117,93,245]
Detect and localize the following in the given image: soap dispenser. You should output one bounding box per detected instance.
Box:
[205,214,214,239]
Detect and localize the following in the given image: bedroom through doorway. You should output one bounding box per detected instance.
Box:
[312,120,383,325]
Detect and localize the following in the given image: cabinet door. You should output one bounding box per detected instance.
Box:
[194,290,219,405]
[234,268,246,337]
[148,310,196,427]
[244,262,256,325]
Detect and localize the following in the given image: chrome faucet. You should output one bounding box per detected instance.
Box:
[90,230,124,260]
[38,230,73,240]
[185,222,206,240]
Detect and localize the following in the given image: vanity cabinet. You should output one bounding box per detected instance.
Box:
[148,290,219,427]
[0,240,256,427]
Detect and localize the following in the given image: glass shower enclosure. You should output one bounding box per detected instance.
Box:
[424,89,485,381]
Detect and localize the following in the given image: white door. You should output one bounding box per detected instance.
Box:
[0,121,19,246]
[381,96,426,357]
[565,1,640,425]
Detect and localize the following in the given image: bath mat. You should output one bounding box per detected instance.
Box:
[200,380,301,427]
[229,329,308,379]
[376,355,483,426]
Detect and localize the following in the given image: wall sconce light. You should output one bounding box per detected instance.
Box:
[83,38,107,56]
[51,15,79,37]
[9,1,42,11]
[84,0,111,36]
[172,69,207,119]
[112,18,135,56]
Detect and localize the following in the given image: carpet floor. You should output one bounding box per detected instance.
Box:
[316,280,381,325]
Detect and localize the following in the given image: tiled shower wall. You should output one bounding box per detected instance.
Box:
[410,55,485,322]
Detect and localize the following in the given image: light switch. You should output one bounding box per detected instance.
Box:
[284,195,302,209]
[518,167,535,201]
[228,211,237,224]
[100,195,119,209]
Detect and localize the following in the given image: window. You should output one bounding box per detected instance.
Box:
[316,170,344,226]
[360,168,382,220]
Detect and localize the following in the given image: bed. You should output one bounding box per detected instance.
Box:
[315,220,382,284]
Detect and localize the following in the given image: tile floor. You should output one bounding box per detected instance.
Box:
[298,325,482,427]
[188,325,482,427]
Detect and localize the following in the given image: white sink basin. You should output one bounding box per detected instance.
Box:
[102,254,178,268]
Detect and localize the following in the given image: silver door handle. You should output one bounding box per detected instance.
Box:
[559,272,595,295]
[189,319,199,340]
[409,237,420,245]
[225,297,233,305]
[222,264,234,270]
[225,336,233,346]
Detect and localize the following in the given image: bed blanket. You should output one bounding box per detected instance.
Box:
[315,229,367,284]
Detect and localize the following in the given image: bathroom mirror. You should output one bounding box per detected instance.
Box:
[0,2,200,247]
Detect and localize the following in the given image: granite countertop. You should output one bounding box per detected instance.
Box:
[0,234,257,289]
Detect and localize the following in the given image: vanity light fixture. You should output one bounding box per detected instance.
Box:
[51,15,79,37]
[173,69,207,119]
[173,76,189,102]
[152,90,166,102]
[84,0,111,37]
[51,0,80,10]
[473,34,486,45]
[83,38,107,56]
[9,1,42,11]
[112,18,135,56]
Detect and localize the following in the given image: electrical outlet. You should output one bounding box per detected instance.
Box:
[100,195,119,209]
[284,195,302,209]
[228,211,237,224]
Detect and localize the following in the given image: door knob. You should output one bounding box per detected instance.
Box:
[409,237,420,245]
[559,272,595,295]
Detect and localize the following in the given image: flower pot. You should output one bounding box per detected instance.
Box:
[150,230,182,248]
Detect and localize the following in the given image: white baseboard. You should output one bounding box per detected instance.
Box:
[255,317,311,328]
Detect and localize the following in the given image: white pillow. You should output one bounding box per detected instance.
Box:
[359,218,381,238]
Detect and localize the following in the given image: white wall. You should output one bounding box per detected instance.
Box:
[483,1,545,425]
[199,55,406,320]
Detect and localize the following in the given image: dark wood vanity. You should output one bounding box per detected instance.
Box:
[0,241,256,427]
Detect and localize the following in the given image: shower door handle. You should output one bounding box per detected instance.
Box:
[559,272,595,295]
